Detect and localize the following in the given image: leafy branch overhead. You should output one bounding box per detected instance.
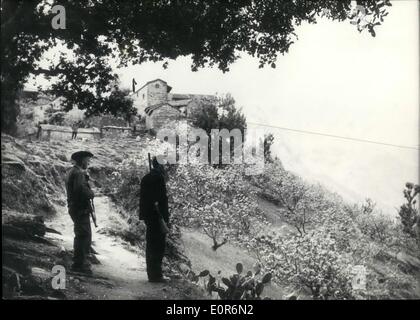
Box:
[1,0,391,134]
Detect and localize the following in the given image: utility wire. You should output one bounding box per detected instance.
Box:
[248,122,419,151]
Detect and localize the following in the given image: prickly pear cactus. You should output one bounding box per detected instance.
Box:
[197,262,272,300]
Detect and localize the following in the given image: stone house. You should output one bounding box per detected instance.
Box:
[144,103,181,130]
[131,79,216,130]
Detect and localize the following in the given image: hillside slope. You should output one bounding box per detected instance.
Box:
[2,133,420,300]
[2,134,205,300]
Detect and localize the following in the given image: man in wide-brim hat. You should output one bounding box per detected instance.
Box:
[65,150,95,273]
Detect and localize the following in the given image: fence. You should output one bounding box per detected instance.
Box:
[37,124,148,141]
[37,125,101,141]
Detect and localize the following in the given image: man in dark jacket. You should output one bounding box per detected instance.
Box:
[139,157,170,282]
[65,151,95,273]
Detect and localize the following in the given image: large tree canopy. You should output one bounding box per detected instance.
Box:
[1,0,392,134]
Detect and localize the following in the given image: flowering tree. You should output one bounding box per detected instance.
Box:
[250,162,333,236]
[250,230,354,300]
[169,163,268,250]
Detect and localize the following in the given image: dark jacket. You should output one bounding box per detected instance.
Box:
[139,169,169,225]
[65,166,94,211]
[72,123,79,132]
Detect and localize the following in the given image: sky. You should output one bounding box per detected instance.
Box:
[28,1,419,215]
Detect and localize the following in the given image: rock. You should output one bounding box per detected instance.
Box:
[54,198,67,206]
[2,161,26,171]
[284,291,299,300]
[1,153,25,164]
[59,246,66,255]
[2,212,47,238]
[178,263,191,274]
[1,153,26,171]
[88,254,101,265]
[31,267,52,281]
[45,226,62,235]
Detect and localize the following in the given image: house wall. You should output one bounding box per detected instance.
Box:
[146,105,180,130]
[132,85,149,116]
[147,80,168,107]
[132,79,169,116]
[131,79,218,130]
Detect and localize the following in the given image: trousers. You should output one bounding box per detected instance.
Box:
[145,223,166,280]
[69,208,92,267]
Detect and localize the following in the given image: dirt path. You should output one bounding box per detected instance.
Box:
[45,195,194,299]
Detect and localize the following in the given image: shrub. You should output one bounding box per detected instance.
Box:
[398,182,419,237]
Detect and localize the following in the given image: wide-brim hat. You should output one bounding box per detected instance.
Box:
[71,151,94,162]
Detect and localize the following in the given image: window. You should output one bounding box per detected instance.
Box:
[155,83,160,88]
[142,94,145,99]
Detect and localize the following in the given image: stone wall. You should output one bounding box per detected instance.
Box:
[130,80,217,129]
[38,125,100,141]
[132,79,169,116]
[132,85,148,116]
[100,126,133,139]
[146,105,180,131]
[147,80,168,108]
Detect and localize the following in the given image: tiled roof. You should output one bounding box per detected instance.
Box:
[133,79,173,94]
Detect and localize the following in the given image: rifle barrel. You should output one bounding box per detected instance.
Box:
[148,153,152,172]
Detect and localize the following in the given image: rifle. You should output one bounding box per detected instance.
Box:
[85,173,98,228]
[148,153,169,234]
[90,199,98,228]
[148,153,152,171]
